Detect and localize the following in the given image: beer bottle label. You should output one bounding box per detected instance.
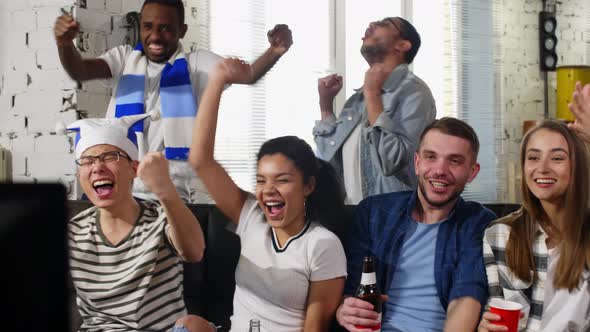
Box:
[360,272,376,285]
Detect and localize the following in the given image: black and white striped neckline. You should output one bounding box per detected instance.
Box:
[271,220,311,253]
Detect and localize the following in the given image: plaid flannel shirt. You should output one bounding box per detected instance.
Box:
[483,209,590,332]
[483,210,546,332]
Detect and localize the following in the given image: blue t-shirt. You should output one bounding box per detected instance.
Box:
[382,219,446,332]
[343,190,496,316]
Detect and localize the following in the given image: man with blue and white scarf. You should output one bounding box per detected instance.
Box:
[55,0,292,204]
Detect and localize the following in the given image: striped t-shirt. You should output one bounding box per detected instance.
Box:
[69,200,186,331]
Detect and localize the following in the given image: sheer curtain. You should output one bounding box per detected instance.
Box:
[196,0,332,192]
[443,0,505,203]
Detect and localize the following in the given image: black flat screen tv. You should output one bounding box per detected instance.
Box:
[0,183,69,331]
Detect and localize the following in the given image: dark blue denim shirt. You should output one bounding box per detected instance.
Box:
[344,190,496,314]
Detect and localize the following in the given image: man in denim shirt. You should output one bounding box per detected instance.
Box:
[336,118,496,332]
[313,17,435,204]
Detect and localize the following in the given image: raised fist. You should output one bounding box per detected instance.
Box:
[267,24,293,57]
[54,13,80,47]
[211,58,253,85]
[363,64,389,95]
[137,152,175,199]
[318,74,343,102]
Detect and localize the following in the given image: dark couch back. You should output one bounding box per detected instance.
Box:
[67,201,241,332]
[67,201,519,332]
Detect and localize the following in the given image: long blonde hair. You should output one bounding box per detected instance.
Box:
[503,120,590,291]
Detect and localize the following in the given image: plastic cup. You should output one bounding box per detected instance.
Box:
[489,298,522,332]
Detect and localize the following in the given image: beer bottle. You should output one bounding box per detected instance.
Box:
[355,256,382,332]
[248,318,260,332]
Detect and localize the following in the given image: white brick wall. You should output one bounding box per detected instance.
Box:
[86,0,106,11]
[106,0,123,14]
[501,0,590,202]
[1,1,76,191]
[121,0,143,14]
[0,5,5,97]
[74,0,141,121]
[0,0,129,198]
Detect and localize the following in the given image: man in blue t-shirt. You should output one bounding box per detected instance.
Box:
[336,117,497,332]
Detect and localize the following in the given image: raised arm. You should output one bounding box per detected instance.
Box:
[54,13,111,81]
[247,24,293,84]
[318,74,343,120]
[137,152,205,262]
[312,74,344,161]
[568,81,590,143]
[188,59,252,223]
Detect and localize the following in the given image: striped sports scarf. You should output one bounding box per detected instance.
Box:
[114,42,197,160]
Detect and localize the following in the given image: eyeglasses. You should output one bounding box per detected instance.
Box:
[75,151,131,167]
[377,17,405,38]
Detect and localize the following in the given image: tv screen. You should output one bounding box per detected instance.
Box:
[0,183,69,331]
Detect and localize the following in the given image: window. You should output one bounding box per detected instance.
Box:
[198,0,332,191]
[197,0,505,203]
[412,0,445,117]
[443,0,505,203]
[342,1,402,98]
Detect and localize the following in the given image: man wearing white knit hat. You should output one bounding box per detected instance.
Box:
[67,115,214,332]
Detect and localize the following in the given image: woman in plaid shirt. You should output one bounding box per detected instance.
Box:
[479,120,590,332]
